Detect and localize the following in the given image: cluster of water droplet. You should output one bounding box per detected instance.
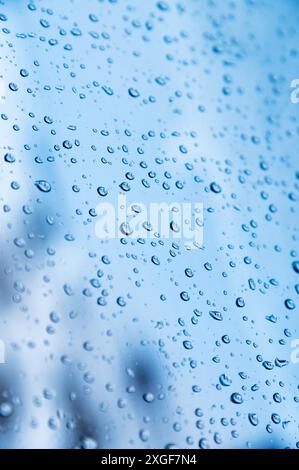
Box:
[0,0,298,450]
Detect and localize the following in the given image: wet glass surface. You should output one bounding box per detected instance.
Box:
[0,0,299,449]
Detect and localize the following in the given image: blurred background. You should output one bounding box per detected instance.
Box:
[0,0,299,449]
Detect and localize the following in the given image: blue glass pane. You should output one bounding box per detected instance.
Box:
[0,0,298,449]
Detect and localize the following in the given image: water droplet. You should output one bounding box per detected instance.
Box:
[34,180,52,193]
[230,393,243,404]
[209,310,223,321]
[210,182,222,193]
[0,402,13,417]
[128,87,140,98]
